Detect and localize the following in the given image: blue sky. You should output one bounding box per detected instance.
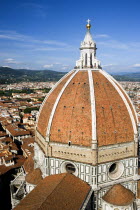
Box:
[0,0,140,73]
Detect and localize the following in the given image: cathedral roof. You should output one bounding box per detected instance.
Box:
[14,173,91,210]
[37,69,137,148]
[102,184,135,206]
[25,168,42,185]
[23,155,34,174]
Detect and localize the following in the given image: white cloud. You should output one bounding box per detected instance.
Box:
[43,64,53,68]
[4,58,20,64]
[54,62,62,65]
[99,53,116,58]
[61,67,68,70]
[102,64,116,67]
[0,30,70,47]
[34,47,61,51]
[0,31,75,55]
[43,63,70,70]
[61,65,70,70]
[132,64,140,67]
[43,40,69,46]
[97,39,140,52]
[94,34,110,38]
[0,31,29,41]
[2,65,11,68]
[98,40,129,50]
[62,64,69,67]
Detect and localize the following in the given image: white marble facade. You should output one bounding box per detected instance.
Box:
[102,200,134,210]
[34,142,139,209]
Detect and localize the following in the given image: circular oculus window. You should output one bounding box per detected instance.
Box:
[108,162,124,180]
[60,161,78,176]
[65,163,76,174]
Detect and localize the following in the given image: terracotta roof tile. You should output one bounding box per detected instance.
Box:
[25,168,42,185]
[4,155,14,161]
[22,137,35,144]
[14,173,91,210]
[92,71,134,146]
[21,137,34,156]
[5,124,30,137]
[23,155,34,174]
[10,142,18,151]
[50,71,92,147]
[0,131,7,137]
[0,137,12,143]
[37,72,74,138]
[0,155,25,175]
[103,184,135,206]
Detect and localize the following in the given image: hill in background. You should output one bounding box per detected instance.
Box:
[112,72,140,82]
[0,67,140,84]
[0,67,66,84]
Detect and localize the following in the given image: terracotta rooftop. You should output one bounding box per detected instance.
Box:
[37,70,137,148]
[0,118,10,126]
[0,137,13,144]
[22,137,34,144]
[0,153,6,157]
[0,155,25,175]
[9,142,18,151]
[2,145,9,150]
[23,155,34,174]
[4,155,14,161]
[25,168,42,185]
[5,124,30,137]
[0,131,7,137]
[14,173,91,210]
[21,137,34,156]
[102,184,135,206]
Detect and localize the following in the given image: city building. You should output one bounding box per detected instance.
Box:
[12,21,139,209]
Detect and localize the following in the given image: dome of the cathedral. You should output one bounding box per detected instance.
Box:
[36,20,138,152]
[36,69,137,148]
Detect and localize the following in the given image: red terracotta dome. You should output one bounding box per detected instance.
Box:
[36,69,137,148]
[102,184,135,206]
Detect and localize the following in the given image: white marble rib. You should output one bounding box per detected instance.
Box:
[88,69,97,150]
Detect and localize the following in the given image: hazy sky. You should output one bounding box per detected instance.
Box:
[0,0,140,73]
